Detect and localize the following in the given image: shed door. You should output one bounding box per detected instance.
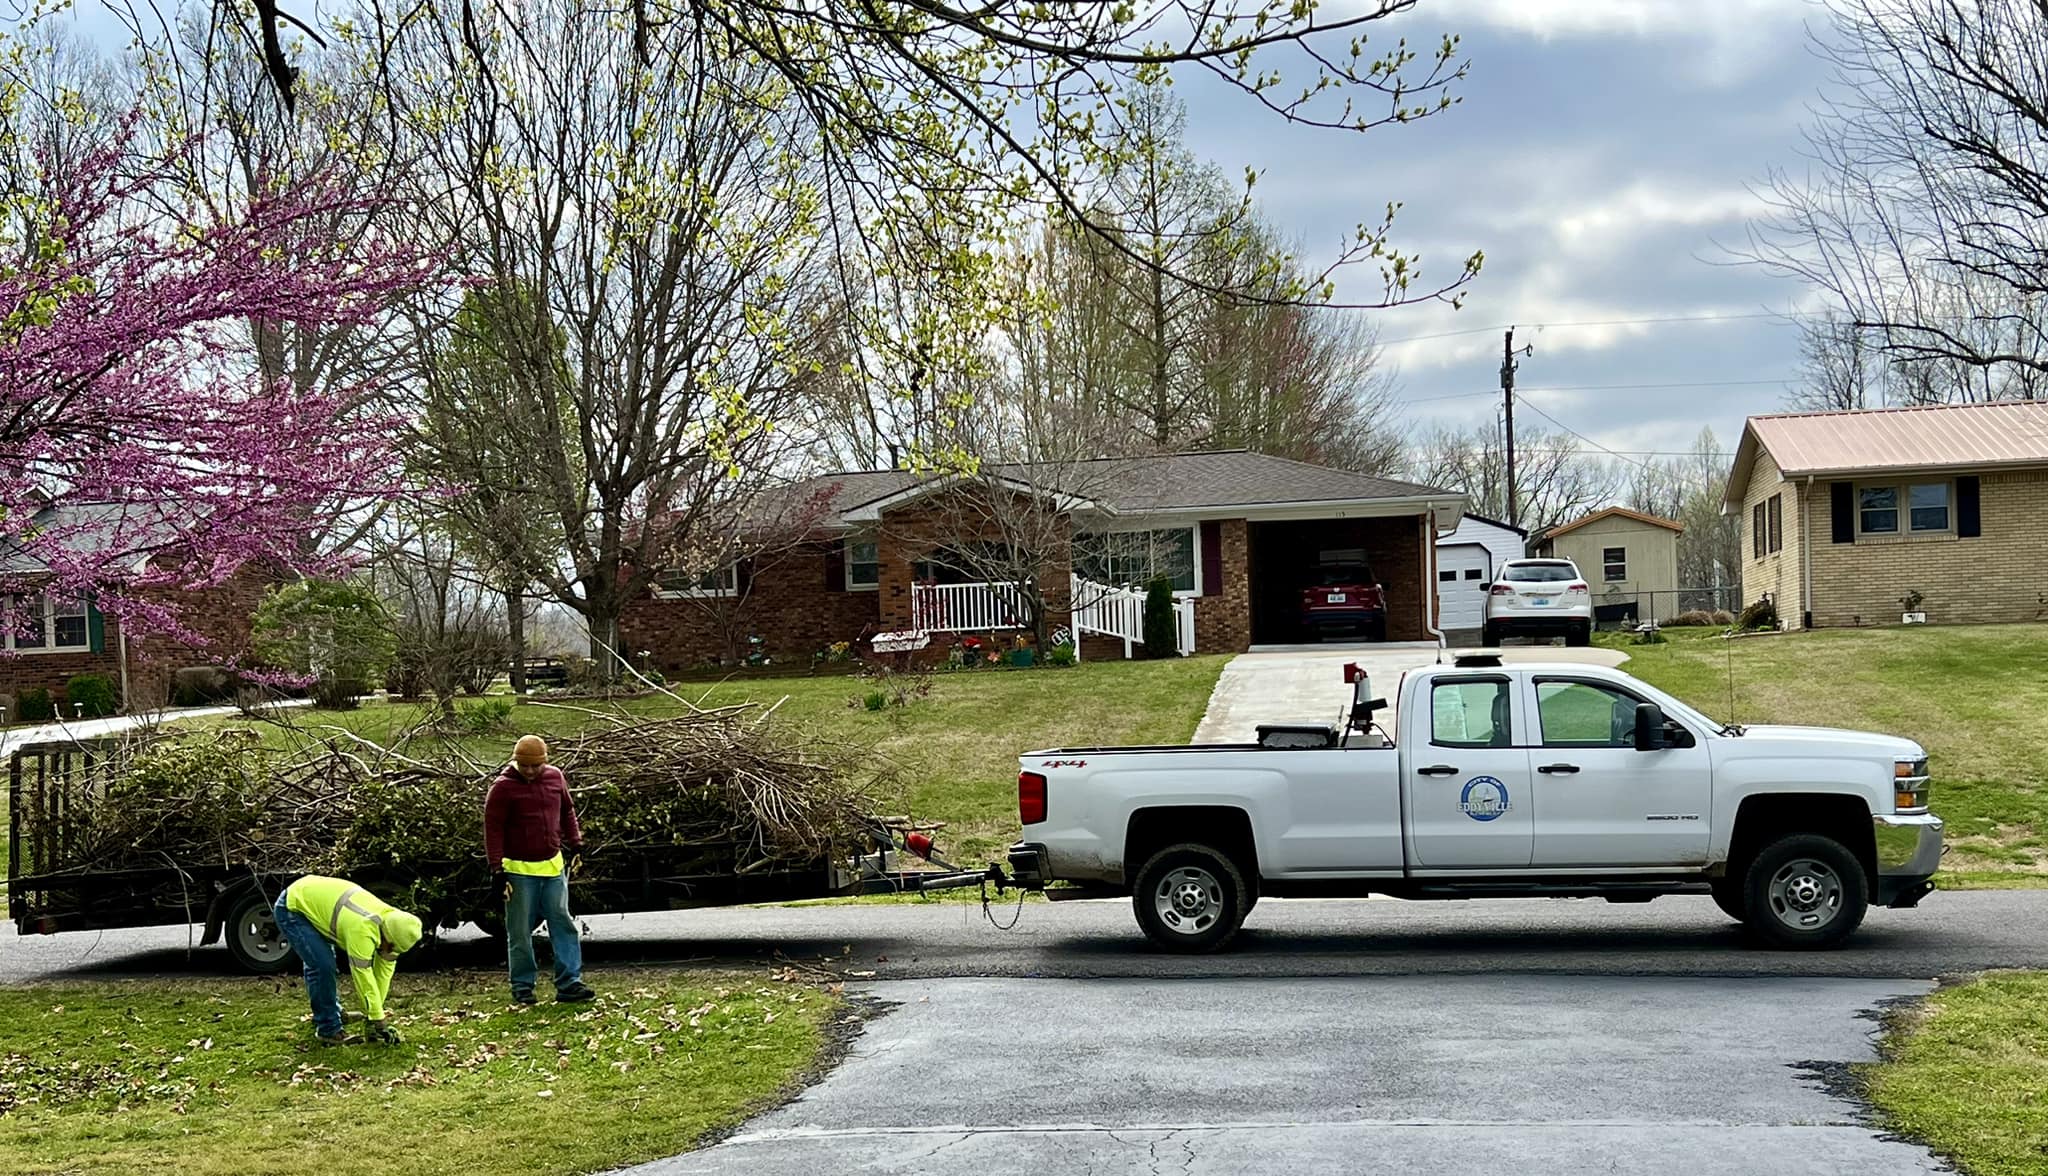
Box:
[1436,543,1493,630]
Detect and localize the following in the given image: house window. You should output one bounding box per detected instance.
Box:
[1908,483,1950,532]
[846,538,880,590]
[5,593,89,652]
[1752,502,1766,559]
[655,566,738,598]
[1602,547,1627,582]
[1076,528,1197,593]
[1767,494,1783,553]
[1859,482,1951,536]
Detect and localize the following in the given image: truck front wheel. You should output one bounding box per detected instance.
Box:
[1741,834,1868,949]
[1132,843,1248,954]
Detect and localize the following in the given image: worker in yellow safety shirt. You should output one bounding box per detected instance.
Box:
[273,876,425,1045]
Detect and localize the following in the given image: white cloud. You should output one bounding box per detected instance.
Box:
[1428,0,1807,42]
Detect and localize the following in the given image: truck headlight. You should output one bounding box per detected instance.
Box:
[1894,759,1930,811]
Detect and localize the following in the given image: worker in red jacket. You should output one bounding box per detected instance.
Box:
[484,735,596,1004]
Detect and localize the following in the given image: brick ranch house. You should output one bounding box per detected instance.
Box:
[621,450,1469,667]
[0,503,274,714]
[1727,400,2048,629]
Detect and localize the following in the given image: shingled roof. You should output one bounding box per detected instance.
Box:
[770,450,1455,530]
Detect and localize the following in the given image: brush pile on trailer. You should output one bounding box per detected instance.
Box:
[14,703,890,915]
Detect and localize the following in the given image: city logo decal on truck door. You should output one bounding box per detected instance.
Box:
[1459,776,1511,822]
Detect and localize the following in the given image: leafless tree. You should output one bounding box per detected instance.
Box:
[1623,429,1741,602]
[1411,422,1614,536]
[1744,0,2048,392]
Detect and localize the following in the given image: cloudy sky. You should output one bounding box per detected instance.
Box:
[1175,0,1840,469]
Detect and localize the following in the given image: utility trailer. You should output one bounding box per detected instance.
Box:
[8,738,1005,974]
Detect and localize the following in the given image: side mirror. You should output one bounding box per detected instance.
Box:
[1633,702,1668,751]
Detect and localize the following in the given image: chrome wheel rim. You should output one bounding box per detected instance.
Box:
[1767,858,1843,930]
[236,908,293,963]
[1154,865,1225,936]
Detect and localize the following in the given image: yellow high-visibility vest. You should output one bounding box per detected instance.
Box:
[284,876,403,1021]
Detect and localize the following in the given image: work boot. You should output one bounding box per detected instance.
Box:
[511,989,537,1006]
[555,982,596,1004]
[317,1030,349,1046]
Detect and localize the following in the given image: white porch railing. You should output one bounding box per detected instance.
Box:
[911,580,1031,633]
[1070,575,1195,659]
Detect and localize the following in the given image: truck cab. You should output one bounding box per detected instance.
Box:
[1011,658,1942,953]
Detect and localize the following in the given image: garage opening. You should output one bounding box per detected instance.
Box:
[1246,517,1424,645]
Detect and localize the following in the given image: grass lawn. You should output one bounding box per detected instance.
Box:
[182,656,1229,867]
[1604,623,2048,880]
[1865,971,2048,1176]
[0,971,838,1176]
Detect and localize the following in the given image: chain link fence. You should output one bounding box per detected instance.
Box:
[1591,586,1741,630]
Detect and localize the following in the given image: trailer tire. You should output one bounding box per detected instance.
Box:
[223,888,297,975]
[1132,843,1247,954]
[1741,833,1868,949]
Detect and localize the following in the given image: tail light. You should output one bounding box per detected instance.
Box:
[1489,584,1512,596]
[1019,771,1047,825]
[1567,582,1589,595]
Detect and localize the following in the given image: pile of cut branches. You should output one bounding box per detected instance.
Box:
[16,702,891,917]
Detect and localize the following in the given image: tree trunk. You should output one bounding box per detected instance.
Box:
[505,584,527,693]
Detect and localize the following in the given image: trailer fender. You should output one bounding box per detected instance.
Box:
[201,878,272,947]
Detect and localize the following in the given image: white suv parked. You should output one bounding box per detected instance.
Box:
[1483,558,1593,646]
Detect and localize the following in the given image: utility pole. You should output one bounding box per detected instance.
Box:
[1500,328,1522,528]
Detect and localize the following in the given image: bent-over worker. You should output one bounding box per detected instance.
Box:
[485,734,596,1004]
[273,876,425,1045]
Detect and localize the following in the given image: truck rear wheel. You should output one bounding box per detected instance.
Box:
[224,888,298,975]
[1741,834,1868,949]
[1132,843,1248,954]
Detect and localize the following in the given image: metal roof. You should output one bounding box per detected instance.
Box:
[1726,400,2048,506]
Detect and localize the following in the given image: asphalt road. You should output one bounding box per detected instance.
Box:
[5,889,2044,984]
[619,974,1948,1176]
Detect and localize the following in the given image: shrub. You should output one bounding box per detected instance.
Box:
[65,673,117,718]
[1710,609,1736,626]
[1632,628,1668,645]
[1737,596,1779,632]
[171,666,236,708]
[250,579,396,710]
[1046,642,1076,667]
[1141,576,1178,659]
[458,697,516,734]
[1670,609,1717,627]
[17,686,53,722]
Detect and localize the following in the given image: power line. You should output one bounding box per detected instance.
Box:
[1515,399,1655,473]
[1398,375,1789,407]
[1380,309,1820,348]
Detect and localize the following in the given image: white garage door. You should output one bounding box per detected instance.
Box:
[1436,543,1494,630]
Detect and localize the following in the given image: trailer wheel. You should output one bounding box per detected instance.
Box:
[224,889,297,975]
[1131,843,1247,954]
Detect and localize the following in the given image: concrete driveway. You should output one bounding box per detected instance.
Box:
[1190,642,1629,742]
[619,973,1945,1176]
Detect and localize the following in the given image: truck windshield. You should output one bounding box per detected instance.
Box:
[1504,563,1576,582]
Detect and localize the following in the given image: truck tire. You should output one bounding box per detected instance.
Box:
[1709,880,1746,922]
[224,888,298,975]
[1132,843,1248,954]
[1741,834,1868,949]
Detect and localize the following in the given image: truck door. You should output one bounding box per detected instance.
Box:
[1527,677,1712,867]
[1406,675,1534,868]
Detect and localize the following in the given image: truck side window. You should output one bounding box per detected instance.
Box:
[1536,680,1640,748]
[1430,679,1511,748]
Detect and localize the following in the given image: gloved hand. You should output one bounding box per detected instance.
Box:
[366,1020,402,1045]
[493,870,510,902]
[567,852,583,877]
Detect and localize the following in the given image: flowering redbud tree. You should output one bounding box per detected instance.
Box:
[0,115,423,644]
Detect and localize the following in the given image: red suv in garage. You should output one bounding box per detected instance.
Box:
[1300,563,1387,641]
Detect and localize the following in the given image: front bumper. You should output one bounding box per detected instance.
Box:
[1872,812,1944,908]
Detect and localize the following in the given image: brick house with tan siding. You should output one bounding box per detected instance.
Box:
[621,450,1467,667]
[1726,401,2048,629]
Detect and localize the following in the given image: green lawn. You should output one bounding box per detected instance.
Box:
[0,971,836,1176]
[1865,971,2048,1176]
[188,656,1229,867]
[1607,623,2048,879]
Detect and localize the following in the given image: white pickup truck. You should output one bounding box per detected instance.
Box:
[1007,655,1942,953]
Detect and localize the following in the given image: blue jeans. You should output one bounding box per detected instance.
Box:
[505,872,582,994]
[274,893,345,1037]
